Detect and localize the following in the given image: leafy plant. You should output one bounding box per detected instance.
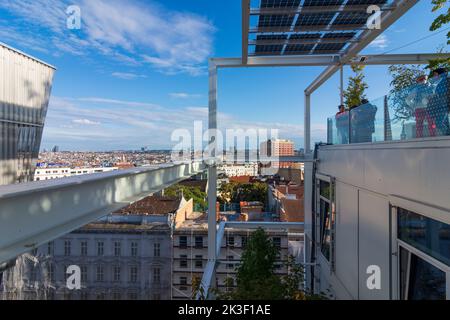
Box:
[343,64,368,109]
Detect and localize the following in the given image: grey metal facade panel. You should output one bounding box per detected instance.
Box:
[0,45,55,185]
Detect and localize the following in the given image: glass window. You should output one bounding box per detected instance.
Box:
[320,180,331,199]
[227,236,235,248]
[154,243,160,257]
[114,241,121,257]
[320,199,332,261]
[180,255,188,268]
[112,292,121,300]
[47,242,54,255]
[179,236,187,248]
[398,208,450,266]
[96,265,104,282]
[80,241,88,256]
[97,241,104,256]
[64,240,71,256]
[47,264,55,282]
[131,242,138,257]
[80,265,88,283]
[227,255,234,269]
[153,268,161,284]
[113,265,121,282]
[195,255,203,268]
[241,236,248,248]
[273,237,281,248]
[400,248,446,300]
[195,236,203,248]
[129,266,138,283]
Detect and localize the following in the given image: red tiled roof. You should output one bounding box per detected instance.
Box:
[114,195,180,216]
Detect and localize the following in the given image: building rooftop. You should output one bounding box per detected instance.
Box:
[113,195,181,216]
[0,41,56,70]
[74,222,170,233]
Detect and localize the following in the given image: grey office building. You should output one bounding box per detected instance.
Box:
[0,43,55,186]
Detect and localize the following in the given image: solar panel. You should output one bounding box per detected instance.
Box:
[256,34,288,41]
[285,44,315,54]
[254,34,287,55]
[314,42,346,53]
[289,33,322,40]
[261,0,300,8]
[345,0,387,5]
[258,14,295,28]
[249,0,391,57]
[296,12,336,27]
[333,11,370,26]
[303,0,344,6]
[322,32,356,39]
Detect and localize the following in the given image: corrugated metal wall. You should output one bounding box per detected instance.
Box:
[0,44,55,186]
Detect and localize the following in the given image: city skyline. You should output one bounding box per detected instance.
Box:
[0,0,447,150]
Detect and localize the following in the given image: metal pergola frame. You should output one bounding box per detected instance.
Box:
[204,0,450,296]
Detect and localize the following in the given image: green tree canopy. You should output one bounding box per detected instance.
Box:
[212,228,326,300]
[218,182,268,206]
[164,184,207,210]
[430,0,450,44]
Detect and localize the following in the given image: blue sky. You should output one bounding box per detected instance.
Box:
[0,0,448,151]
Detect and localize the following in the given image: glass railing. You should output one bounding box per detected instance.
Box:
[327,74,450,145]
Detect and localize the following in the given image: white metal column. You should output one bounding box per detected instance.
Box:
[207,61,218,262]
[340,65,344,106]
[304,93,311,154]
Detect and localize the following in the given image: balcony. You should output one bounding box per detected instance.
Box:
[327,74,450,145]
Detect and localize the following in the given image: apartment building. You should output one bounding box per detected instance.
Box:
[172,206,289,299]
[260,139,296,174]
[218,163,258,177]
[1,195,193,300]
[34,167,118,181]
[268,182,305,223]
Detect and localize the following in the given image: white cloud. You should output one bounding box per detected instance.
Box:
[0,0,216,76]
[111,72,147,80]
[42,96,327,150]
[77,97,161,109]
[169,93,203,99]
[72,119,101,125]
[369,34,389,49]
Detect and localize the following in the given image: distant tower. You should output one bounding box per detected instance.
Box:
[0,43,55,185]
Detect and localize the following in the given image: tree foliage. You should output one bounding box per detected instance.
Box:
[213,228,326,300]
[164,184,207,210]
[388,65,426,122]
[218,182,268,206]
[343,64,368,109]
[430,0,450,44]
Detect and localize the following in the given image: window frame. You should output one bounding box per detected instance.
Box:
[315,173,336,270]
[390,201,450,300]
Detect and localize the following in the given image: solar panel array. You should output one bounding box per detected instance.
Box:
[250,0,389,56]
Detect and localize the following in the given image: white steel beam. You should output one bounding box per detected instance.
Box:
[212,52,449,70]
[305,0,419,95]
[242,0,250,65]
[207,61,218,262]
[0,162,205,264]
[305,93,311,154]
